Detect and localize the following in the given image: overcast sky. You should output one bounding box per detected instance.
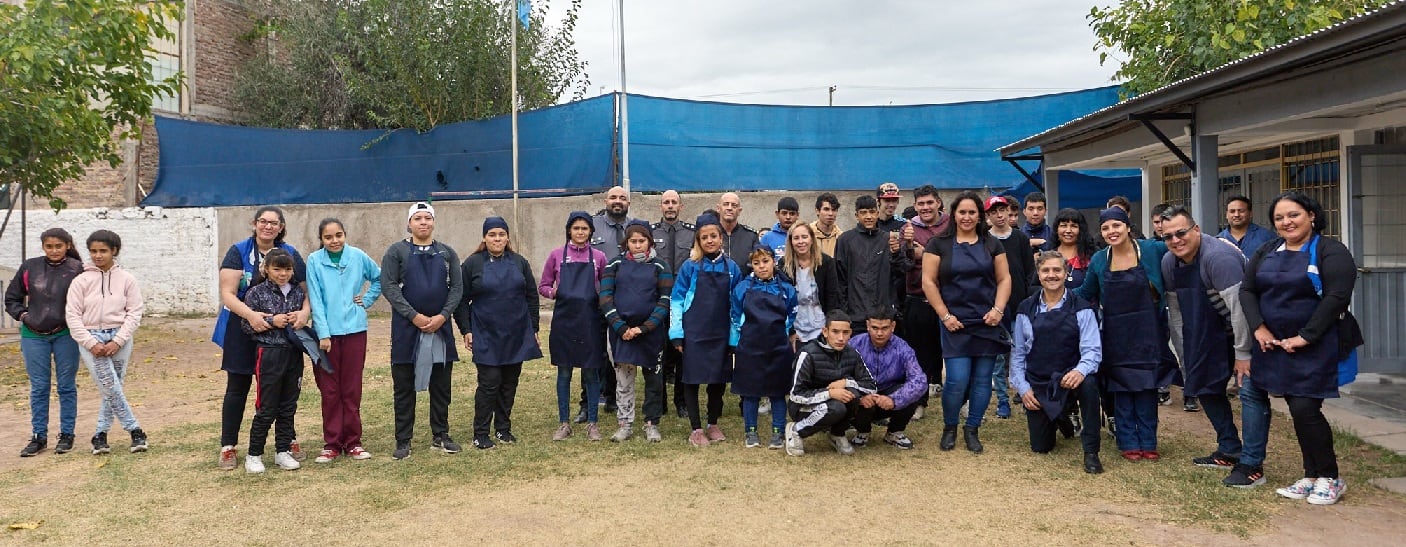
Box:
[544,0,1122,106]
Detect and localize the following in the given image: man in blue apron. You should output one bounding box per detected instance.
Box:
[1160,207,1254,473]
[380,202,463,460]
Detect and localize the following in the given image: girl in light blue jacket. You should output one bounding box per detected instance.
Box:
[305,218,382,462]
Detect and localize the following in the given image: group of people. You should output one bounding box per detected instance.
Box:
[8,184,1360,506]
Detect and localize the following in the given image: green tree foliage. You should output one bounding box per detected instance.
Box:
[0,0,184,210]
[233,0,590,132]
[1090,0,1393,97]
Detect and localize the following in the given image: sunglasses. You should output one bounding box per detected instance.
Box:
[1166,225,1198,241]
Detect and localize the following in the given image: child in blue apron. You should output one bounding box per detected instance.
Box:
[599,221,673,443]
[541,211,609,441]
[730,248,798,450]
[670,213,743,448]
[1011,252,1104,474]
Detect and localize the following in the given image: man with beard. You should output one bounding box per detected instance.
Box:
[575,185,636,421]
[652,189,694,417]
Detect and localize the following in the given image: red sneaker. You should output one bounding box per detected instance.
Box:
[314,449,338,464]
[706,424,726,443]
[218,445,238,471]
[1121,450,1142,462]
[1141,450,1160,461]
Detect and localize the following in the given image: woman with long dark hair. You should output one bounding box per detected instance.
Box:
[6,228,84,457]
[67,230,146,455]
[541,211,609,442]
[1053,208,1098,290]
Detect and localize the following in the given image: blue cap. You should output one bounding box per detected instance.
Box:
[1099,207,1130,227]
[483,216,510,236]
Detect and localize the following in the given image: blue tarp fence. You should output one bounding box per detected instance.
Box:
[1002,170,1143,210]
[145,87,1137,207]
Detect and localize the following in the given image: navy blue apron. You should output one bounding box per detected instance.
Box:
[609,258,666,369]
[731,284,794,398]
[1099,258,1165,392]
[549,253,607,368]
[1171,255,1233,397]
[1250,247,1339,398]
[939,240,1010,356]
[390,241,458,365]
[1020,294,1085,421]
[472,255,542,366]
[681,268,733,384]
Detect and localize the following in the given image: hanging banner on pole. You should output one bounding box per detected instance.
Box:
[517,0,531,29]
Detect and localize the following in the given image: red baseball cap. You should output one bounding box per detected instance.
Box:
[984,196,1012,211]
[876,182,901,199]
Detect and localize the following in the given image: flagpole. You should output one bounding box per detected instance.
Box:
[617,0,629,194]
[510,1,521,233]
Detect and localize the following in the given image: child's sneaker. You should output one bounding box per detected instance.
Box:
[128,428,148,453]
[705,424,726,443]
[495,431,518,444]
[1306,477,1347,505]
[348,446,372,460]
[644,423,662,443]
[1192,451,1238,469]
[688,429,709,447]
[219,445,238,470]
[829,434,855,456]
[744,430,761,448]
[19,435,45,457]
[884,431,914,450]
[1276,477,1316,500]
[392,441,411,460]
[758,398,771,415]
[472,435,495,450]
[552,423,572,441]
[273,451,300,470]
[768,429,785,450]
[245,455,265,474]
[314,449,338,463]
[432,434,462,453]
[91,432,111,455]
[54,433,75,454]
[1223,464,1265,488]
[288,439,306,462]
[586,423,603,442]
[611,424,633,443]
[851,433,869,447]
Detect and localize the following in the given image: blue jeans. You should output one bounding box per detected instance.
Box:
[1113,390,1159,452]
[1238,377,1271,467]
[942,355,996,427]
[23,333,81,437]
[1198,393,1243,458]
[741,396,787,431]
[557,367,600,423]
[992,353,1011,409]
[78,329,140,433]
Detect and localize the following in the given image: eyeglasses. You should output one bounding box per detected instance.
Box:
[1166,225,1198,241]
[255,219,282,227]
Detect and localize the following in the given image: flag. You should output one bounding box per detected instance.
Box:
[517,0,531,29]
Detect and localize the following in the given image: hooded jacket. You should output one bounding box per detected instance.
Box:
[539,211,608,298]
[64,263,144,350]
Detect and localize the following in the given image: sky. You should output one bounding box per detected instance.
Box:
[544,0,1123,106]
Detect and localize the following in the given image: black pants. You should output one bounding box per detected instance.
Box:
[248,345,303,456]
[1286,396,1338,478]
[663,344,684,412]
[683,383,725,430]
[853,401,919,434]
[474,363,522,438]
[1027,377,1102,454]
[903,296,943,404]
[639,365,665,424]
[391,361,453,443]
[790,399,859,438]
[221,372,254,447]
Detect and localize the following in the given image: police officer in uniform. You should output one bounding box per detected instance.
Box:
[653,189,694,417]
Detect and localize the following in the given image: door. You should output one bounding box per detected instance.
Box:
[1347,145,1406,375]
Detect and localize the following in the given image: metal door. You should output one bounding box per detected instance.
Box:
[1347,145,1406,374]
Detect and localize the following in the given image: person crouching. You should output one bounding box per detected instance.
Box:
[784,311,877,456]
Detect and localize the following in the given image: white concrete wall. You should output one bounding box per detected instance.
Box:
[0,206,220,315]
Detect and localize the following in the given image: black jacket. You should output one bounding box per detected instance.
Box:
[994,229,1037,316]
[720,223,762,274]
[789,338,877,404]
[454,250,540,335]
[5,256,84,334]
[833,226,909,318]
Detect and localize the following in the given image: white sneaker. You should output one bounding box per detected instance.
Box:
[274,451,301,470]
[912,405,925,421]
[759,398,771,415]
[829,434,855,456]
[245,455,265,474]
[1276,477,1316,500]
[1306,477,1347,505]
[784,422,805,456]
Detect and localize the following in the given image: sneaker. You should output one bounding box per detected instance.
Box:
[1106,416,1117,439]
[314,449,338,464]
[829,434,855,456]
[495,431,518,444]
[348,446,372,460]
[245,454,265,474]
[1306,478,1347,505]
[392,441,411,460]
[912,405,925,421]
[706,424,726,443]
[573,407,589,424]
[1192,452,1238,469]
[289,439,306,462]
[472,435,495,450]
[1158,388,1172,405]
[1183,397,1201,412]
[744,430,761,448]
[91,432,111,455]
[129,428,148,453]
[759,398,771,415]
[1223,464,1266,488]
[1141,450,1160,461]
[219,445,238,470]
[1276,478,1317,500]
[586,423,603,442]
[851,433,869,447]
[688,428,709,447]
[784,423,804,456]
[432,434,462,454]
[611,425,633,443]
[1121,450,1142,462]
[20,435,45,457]
[769,429,785,449]
[996,401,1011,419]
[884,431,914,450]
[644,423,662,443]
[552,423,572,441]
[274,451,301,470]
[54,433,74,454]
[676,407,687,419]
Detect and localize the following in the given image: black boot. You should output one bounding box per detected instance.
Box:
[940,425,957,451]
[1084,452,1104,474]
[963,425,983,453]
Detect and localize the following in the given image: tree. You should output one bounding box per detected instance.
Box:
[233,0,590,132]
[1090,0,1393,97]
[0,0,184,210]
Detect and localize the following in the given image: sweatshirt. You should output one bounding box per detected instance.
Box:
[64,263,144,350]
[306,245,382,339]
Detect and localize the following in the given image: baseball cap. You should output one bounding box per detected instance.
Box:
[876,182,900,200]
[984,196,1012,211]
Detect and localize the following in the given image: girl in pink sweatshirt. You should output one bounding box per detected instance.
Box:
[65,230,146,456]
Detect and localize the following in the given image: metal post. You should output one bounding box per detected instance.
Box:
[1190,132,1220,226]
[510,1,520,233]
[618,0,630,194]
[829,85,836,106]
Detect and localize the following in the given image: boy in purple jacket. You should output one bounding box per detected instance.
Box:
[848,307,927,450]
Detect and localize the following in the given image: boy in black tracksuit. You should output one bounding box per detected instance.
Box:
[241,249,308,472]
[784,311,877,457]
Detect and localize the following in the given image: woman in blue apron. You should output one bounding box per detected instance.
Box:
[670,213,743,447]
[542,211,609,442]
[599,222,673,443]
[1053,208,1097,291]
[1243,193,1356,505]
[1076,207,1173,461]
[383,203,463,460]
[1011,252,1104,473]
[213,206,308,470]
[730,248,798,449]
[455,216,541,450]
[921,191,1012,454]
